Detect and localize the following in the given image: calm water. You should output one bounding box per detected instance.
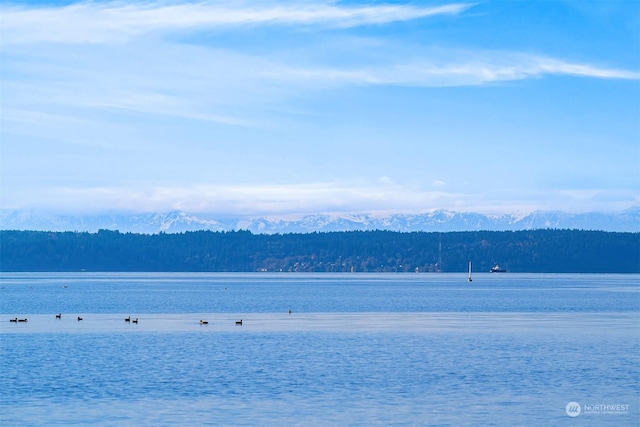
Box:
[1,273,639,426]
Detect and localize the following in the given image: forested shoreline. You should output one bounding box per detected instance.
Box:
[1,229,638,273]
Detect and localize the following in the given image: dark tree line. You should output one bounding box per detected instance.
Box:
[0,229,638,273]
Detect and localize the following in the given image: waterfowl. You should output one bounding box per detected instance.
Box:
[132,318,138,324]
[55,314,62,319]
[17,318,28,322]
[125,316,131,322]
[77,316,83,321]
[200,320,208,325]
[235,319,243,326]
[9,318,17,322]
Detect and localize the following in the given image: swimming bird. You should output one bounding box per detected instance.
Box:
[55,313,62,319]
[125,316,131,322]
[235,319,243,326]
[77,316,83,321]
[18,318,27,322]
[132,318,138,324]
[9,318,17,322]
[200,320,208,325]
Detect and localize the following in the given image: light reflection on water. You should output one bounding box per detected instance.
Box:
[1,272,639,314]
[1,312,638,334]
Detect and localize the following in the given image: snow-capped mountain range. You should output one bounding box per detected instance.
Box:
[1,208,638,234]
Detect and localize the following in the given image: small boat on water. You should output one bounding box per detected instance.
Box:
[490,264,506,273]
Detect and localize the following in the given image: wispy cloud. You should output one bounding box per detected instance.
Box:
[2,0,637,134]
[2,1,637,219]
[9,181,636,216]
[8,181,465,215]
[3,43,636,138]
[0,1,473,45]
[279,53,640,86]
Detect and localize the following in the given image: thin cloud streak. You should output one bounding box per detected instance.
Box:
[3,45,636,137]
[1,1,473,45]
[281,55,640,86]
[9,183,636,216]
[1,182,472,214]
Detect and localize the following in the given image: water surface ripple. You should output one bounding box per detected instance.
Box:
[1,273,638,426]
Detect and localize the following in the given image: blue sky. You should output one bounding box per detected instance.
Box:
[1,0,638,218]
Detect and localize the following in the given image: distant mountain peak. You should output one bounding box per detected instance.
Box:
[1,208,638,234]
